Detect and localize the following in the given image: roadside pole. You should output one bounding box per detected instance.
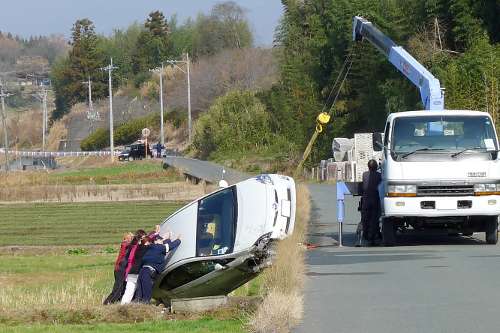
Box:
[186,53,192,143]
[0,80,11,172]
[149,64,165,146]
[101,58,118,162]
[336,182,351,247]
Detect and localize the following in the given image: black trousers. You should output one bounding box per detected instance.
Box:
[361,201,381,241]
[103,270,126,305]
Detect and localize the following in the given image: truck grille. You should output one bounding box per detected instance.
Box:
[417,185,474,197]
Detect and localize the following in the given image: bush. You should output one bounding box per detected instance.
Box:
[66,248,89,255]
[80,128,110,151]
[192,90,274,159]
[81,113,161,150]
[114,113,160,145]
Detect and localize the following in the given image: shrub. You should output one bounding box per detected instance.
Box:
[192,90,274,159]
[80,128,110,151]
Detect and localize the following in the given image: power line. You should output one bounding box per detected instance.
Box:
[100,58,118,162]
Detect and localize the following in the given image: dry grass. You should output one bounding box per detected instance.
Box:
[47,119,68,151]
[249,184,310,333]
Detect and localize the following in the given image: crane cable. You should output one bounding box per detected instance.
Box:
[295,48,356,177]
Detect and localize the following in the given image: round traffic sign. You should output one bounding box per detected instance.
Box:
[142,128,151,137]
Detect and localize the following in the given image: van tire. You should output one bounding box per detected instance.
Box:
[382,218,396,247]
[485,217,498,245]
[128,156,134,161]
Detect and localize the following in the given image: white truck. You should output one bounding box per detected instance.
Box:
[351,17,500,245]
[379,110,499,245]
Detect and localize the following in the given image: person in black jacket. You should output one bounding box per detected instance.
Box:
[135,233,182,303]
[360,159,382,245]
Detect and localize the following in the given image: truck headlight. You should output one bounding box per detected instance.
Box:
[474,184,500,196]
[387,184,417,197]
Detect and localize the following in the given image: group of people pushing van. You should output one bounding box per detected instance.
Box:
[103,226,181,305]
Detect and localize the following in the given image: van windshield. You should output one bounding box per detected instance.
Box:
[391,115,498,155]
[196,187,237,257]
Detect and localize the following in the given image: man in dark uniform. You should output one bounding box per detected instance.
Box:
[361,159,382,245]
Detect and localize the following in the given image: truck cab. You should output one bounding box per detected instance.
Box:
[380,110,500,245]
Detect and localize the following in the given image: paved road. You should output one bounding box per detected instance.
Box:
[163,156,250,185]
[296,184,500,333]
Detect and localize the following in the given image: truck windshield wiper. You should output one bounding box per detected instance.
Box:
[451,147,487,158]
[401,148,445,159]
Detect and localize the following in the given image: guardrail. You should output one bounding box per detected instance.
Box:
[0,149,117,157]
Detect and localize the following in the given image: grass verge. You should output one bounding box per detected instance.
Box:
[249,184,310,333]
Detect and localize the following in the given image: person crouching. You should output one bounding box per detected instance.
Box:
[135,233,181,303]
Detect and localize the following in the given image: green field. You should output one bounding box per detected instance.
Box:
[0,202,183,246]
[0,200,250,332]
[49,161,183,185]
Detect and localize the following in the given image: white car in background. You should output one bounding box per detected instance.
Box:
[152,174,296,303]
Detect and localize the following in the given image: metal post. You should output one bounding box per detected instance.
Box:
[186,53,192,143]
[159,63,165,146]
[0,83,10,172]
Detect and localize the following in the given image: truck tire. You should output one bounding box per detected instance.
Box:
[382,218,396,246]
[485,217,498,245]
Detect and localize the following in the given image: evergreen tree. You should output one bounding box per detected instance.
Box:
[132,11,170,74]
[51,19,105,121]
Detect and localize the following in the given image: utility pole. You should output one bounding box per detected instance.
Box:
[0,79,12,172]
[82,77,99,131]
[166,53,192,143]
[150,63,166,146]
[186,53,192,143]
[101,58,118,162]
[34,85,49,151]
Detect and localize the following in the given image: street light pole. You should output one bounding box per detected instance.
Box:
[0,79,11,172]
[101,58,118,162]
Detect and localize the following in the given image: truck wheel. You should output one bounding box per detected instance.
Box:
[485,217,498,245]
[382,218,396,246]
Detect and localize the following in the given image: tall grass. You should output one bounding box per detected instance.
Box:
[250,184,310,333]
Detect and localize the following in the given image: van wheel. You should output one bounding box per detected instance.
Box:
[485,217,498,245]
[382,218,396,247]
[128,156,134,161]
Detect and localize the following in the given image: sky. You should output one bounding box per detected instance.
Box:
[0,0,283,46]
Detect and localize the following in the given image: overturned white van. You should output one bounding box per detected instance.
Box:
[152,174,296,303]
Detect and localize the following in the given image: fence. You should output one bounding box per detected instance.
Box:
[0,149,117,158]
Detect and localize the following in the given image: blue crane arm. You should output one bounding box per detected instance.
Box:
[353,16,444,110]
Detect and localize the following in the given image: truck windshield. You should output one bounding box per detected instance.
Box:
[391,115,498,155]
[196,187,237,257]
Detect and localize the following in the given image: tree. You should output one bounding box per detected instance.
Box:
[191,1,253,57]
[51,19,106,121]
[132,11,170,74]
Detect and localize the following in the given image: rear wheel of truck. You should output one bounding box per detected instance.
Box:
[382,218,396,246]
[485,217,498,245]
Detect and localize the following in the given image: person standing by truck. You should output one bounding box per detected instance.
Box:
[361,159,382,246]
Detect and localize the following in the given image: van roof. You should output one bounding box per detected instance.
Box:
[387,110,491,122]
